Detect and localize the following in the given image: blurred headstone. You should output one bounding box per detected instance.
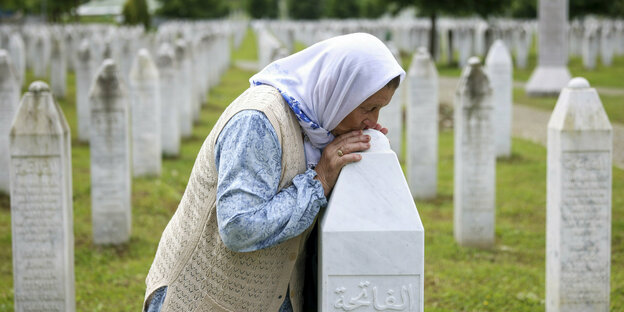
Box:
[156,43,180,156]
[10,81,75,312]
[76,39,94,142]
[525,0,572,96]
[485,40,513,158]
[0,51,20,194]
[50,34,67,98]
[454,57,495,248]
[89,60,132,245]
[406,47,438,199]
[174,39,193,138]
[129,49,161,177]
[546,78,612,312]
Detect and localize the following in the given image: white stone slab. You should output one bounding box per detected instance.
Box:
[89,60,132,245]
[378,45,403,157]
[485,40,513,158]
[525,0,571,96]
[129,49,161,177]
[8,33,25,87]
[10,81,75,312]
[175,39,193,138]
[319,129,424,312]
[454,57,496,248]
[406,47,438,199]
[76,39,94,142]
[546,77,612,312]
[0,51,20,194]
[50,34,67,98]
[156,43,180,156]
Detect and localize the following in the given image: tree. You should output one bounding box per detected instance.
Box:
[157,0,229,19]
[288,0,322,19]
[0,0,81,22]
[123,0,151,28]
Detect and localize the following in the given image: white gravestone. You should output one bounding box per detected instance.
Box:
[319,129,425,312]
[76,40,93,142]
[129,49,161,177]
[50,34,67,98]
[9,81,75,312]
[599,25,614,67]
[0,51,20,194]
[33,33,47,78]
[89,60,132,245]
[406,47,438,199]
[156,43,180,156]
[546,77,612,312]
[525,0,572,96]
[582,27,598,70]
[454,57,496,248]
[378,45,403,157]
[485,40,513,158]
[174,40,193,138]
[8,33,25,87]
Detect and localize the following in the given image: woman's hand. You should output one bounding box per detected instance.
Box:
[364,119,388,135]
[314,130,371,197]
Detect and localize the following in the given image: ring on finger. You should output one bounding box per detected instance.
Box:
[337,149,344,157]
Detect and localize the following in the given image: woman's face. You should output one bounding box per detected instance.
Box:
[331,86,396,136]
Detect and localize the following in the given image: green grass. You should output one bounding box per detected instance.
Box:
[513,87,624,125]
[1,28,623,311]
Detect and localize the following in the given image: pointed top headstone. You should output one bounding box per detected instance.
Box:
[130,49,158,80]
[485,40,512,66]
[11,81,69,137]
[548,77,612,131]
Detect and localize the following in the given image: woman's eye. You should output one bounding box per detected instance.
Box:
[369,107,377,112]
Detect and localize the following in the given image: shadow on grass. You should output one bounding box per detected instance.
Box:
[497,152,527,164]
[0,193,8,211]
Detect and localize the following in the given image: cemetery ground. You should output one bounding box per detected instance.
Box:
[0,30,623,311]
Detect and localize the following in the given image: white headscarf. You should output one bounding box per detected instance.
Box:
[249,32,405,167]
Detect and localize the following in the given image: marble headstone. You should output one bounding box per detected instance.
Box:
[50,34,67,98]
[485,40,513,158]
[89,60,132,245]
[174,40,193,138]
[582,27,598,70]
[129,49,161,177]
[33,32,47,78]
[525,0,572,96]
[406,47,438,199]
[546,77,612,311]
[377,45,403,156]
[156,43,180,156]
[76,39,94,142]
[319,129,424,312]
[0,51,20,194]
[454,57,495,248]
[10,81,75,311]
[8,33,25,87]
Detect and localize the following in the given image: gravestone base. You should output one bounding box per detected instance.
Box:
[526,66,572,97]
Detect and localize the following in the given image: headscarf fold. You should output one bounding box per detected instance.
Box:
[250,32,405,167]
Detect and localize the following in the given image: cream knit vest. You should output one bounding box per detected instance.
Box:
[144,85,309,311]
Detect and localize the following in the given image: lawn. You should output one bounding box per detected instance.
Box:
[0,28,622,311]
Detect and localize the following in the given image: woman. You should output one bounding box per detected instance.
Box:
[143,32,405,312]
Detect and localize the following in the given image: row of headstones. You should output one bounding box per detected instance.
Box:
[454,61,613,311]
[569,18,624,69]
[0,22,240,193]
[2,19,247,311]
[260,18,535,69]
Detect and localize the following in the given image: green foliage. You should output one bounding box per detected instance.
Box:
[288,0,323,20]
[324,0,359,18]
[247,0,278,19]
[123,0,151,29]
[0,0,79,22]
[156,0,229,19]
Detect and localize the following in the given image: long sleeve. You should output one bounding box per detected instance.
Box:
[214,109,327,253]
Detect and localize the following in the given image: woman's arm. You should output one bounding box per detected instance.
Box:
[215,110,327,252]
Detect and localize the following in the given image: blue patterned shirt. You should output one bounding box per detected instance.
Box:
[214,110,327,311]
